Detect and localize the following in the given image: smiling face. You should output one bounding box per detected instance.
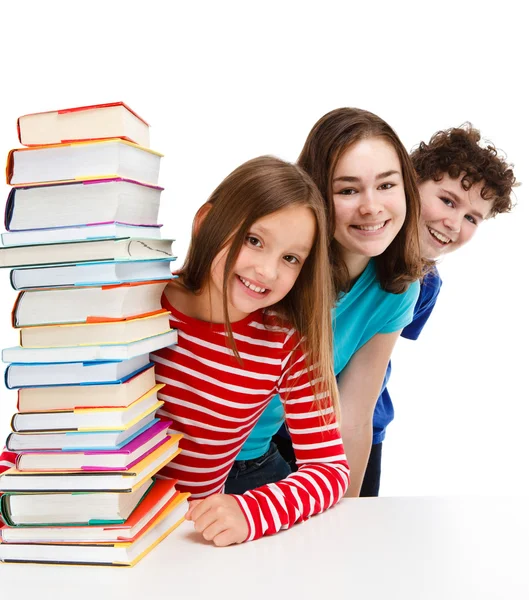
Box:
[332,137,407,278]
[419,174,491,259]
[207,204,316,322]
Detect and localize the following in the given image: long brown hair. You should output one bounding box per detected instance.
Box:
[178,155,338,414]
[298,107,428,295]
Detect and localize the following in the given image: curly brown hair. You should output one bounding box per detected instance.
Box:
[410,123,518,218]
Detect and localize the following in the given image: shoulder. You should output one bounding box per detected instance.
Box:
[259,309,300,349]
[422,266,443,292]
[162,279,194,316]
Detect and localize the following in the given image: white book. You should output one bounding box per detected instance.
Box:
[16,365,157,412]
[0,480,183,542]
[11,384,164,433]
[0,236,174,268]
[17,102,150,147]
[0,478,153,527]
[5,412,159,452]
[1,222,162,247]
[2,329,177,364]
[10,258,175,290]
[0,435,181,492]
[15,419,171,471]
[13,281,168,326]
[7,139,162,186]
[4,355,151,389]
[5,178,162,231]
[0,489,187,566]
[19,311,171,348]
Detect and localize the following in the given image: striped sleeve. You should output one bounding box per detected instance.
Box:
[233,332,350,540]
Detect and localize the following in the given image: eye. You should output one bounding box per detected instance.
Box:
[283,255,300,265]
[378,182,395,190]
[465,214,477,225]
[337,188,357,196]
[246,235,262,247]
[441,197,454,208]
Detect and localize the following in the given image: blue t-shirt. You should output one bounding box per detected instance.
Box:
[236,260,421,461]
[373,267,442,443]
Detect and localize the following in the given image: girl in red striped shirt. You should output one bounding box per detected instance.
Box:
[150,155,350,546]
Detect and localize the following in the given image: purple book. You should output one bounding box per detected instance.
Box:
[16,419,174,473]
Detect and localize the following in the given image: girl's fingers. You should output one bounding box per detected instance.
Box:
[201,520,230,543]
[185,499,202,520]
[211,529,240,547]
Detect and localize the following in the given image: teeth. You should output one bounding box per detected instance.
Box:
[428,227,451,244]
[239,277,267,293]
[355,222,385,231]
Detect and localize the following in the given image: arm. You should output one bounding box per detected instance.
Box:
[337,330,401,497]
[232,344,349,539]
[186,346,349,544]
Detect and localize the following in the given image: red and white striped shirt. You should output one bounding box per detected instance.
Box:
[150,295,350,541]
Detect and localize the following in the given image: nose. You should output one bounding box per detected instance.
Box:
[443,214,461,233]
[254,255,278,282]
[358,189,383,216]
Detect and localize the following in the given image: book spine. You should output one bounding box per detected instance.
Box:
[4,187,16,230]
[0,494,16,527]
[9,270,18,291]
[5,149,15,185]
[11,292,22,328]
[4,366,13,391]
[5,432,15,451]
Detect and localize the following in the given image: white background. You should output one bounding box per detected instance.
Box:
[0,0,527,497]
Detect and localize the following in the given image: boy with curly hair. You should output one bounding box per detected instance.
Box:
[358,123,518,496]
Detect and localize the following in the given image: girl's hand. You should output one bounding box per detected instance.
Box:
[185,494,249,547]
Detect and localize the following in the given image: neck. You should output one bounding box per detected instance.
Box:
[341,252,371,282]
[172,281,248,324]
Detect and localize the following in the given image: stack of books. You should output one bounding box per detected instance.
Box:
[0,102,189,567]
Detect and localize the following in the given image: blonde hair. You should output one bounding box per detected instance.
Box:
[177,155,339,416]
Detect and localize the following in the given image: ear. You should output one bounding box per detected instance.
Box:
[192,202,213,236]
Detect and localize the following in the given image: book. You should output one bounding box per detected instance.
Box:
[0,434,182,492]
[15,419,171,472]
[16,364,156,412]
[5,178,162,231]
[0,479,185,543]
[5,412,160,452]
[4,355,151,389]
[0,489,188,566]
[3,328,177,363]
[0,236,174,268]
[19,310,171,348]
[17,102,150,147]
[11,383,164,433]
[0,477,153,526]
[6,139,162,187]
[10,258,175,290]
[2,222,162,246]
[12,281,169,327]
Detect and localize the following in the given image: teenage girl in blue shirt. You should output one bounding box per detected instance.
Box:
[226,107,428,496]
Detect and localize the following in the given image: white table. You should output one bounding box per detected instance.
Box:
[1,496,528,600]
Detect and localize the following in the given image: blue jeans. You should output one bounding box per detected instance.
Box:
[225,442,291,495]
